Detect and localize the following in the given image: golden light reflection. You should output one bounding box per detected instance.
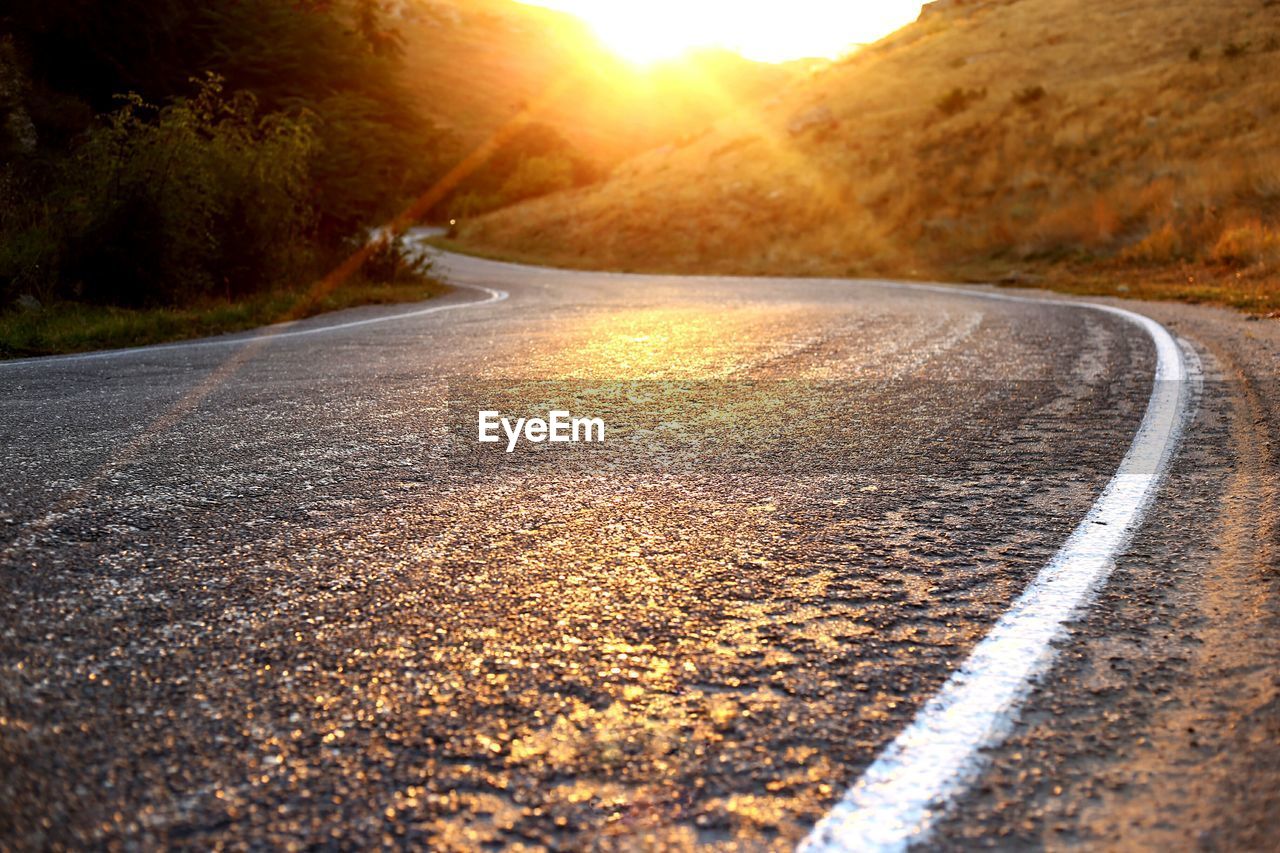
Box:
[519,1,925,64]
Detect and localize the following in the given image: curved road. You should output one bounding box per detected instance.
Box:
[1,242,1276,849]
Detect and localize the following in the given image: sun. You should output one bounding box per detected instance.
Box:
[519,1,925,65]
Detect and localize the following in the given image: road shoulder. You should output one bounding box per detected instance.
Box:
[931,299,1280,849]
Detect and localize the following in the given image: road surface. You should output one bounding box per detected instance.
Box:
[2,242,1277,849]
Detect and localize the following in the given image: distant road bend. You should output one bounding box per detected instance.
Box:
[2,232,1277,849]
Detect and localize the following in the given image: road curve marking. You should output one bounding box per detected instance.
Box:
[800,290,1195,853]
[0,282,508,370]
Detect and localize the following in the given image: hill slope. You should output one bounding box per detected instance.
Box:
[457,0,1280,311]
[398,0,803,166]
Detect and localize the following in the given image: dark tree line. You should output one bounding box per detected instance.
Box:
[1,0,448,307]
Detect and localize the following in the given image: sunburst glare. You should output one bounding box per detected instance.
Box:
[520,1,925,64]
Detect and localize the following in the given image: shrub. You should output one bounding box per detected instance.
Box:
[1,0,447,310]
[446,191,504,220]
[1013,85,1047,106]
[499,155,576,204]
[1211,220,1280,265]
[1,76,316,307]
[935,87,986,117]
[307,91,436,244]
[360,236,432,284]
[1122,222,1186,263]
[439,122,599,218]
[1223,41,1249,59]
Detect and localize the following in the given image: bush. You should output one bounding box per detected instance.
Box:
[1013,85,1047,106]
[934,87,986,117]
[360,236,432,284]
[1211,220,1280,265]
[1223,41,1249,59]
[499,155,576,204]
[446,191,505,220]
[1,76,315,307]
[1122,222,1187,263]
[1,0,448,311]
[441,122,599,218]
[307,91,435,244]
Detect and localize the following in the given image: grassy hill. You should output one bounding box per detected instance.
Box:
[455,0,1280,312]
[398,0,804,167]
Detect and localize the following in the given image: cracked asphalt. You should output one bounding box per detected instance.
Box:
[1,247,1276,850]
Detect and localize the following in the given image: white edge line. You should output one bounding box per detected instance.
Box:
[799,291,1197,852]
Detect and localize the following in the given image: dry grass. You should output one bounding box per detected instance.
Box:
[456,0,1280,311]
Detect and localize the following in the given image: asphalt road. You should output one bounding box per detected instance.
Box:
[1,243,1277,850]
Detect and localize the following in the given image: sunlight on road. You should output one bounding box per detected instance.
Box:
[518,307,785,378]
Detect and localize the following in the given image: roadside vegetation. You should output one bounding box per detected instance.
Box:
[0,0,450,356]
[0,275,445,359]
[456,0,1280,313]
[0,0,809,356]
[441,122,604,220]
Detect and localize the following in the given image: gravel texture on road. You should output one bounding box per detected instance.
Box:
[1,248,1275,849]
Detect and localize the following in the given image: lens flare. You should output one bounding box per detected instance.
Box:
[520,1,924,64]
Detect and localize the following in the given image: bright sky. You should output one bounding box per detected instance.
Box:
[520,1,925,64]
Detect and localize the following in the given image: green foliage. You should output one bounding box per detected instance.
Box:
[0,0,449,311]
[3,77,315,307]
[360,237,433,285]
[195,0,443,240]
[1,0,409,119]
[443,122,599,219]
[447,191,503,220]
[308,92,432,242]
[0,274,444,358]
[499,155,577,204]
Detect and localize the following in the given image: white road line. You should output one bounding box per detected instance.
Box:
[800,295,1195,853]
[0,282,507,370]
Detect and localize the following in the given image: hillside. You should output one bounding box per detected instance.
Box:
[398,0,804,166]
[456,0,1280,312]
